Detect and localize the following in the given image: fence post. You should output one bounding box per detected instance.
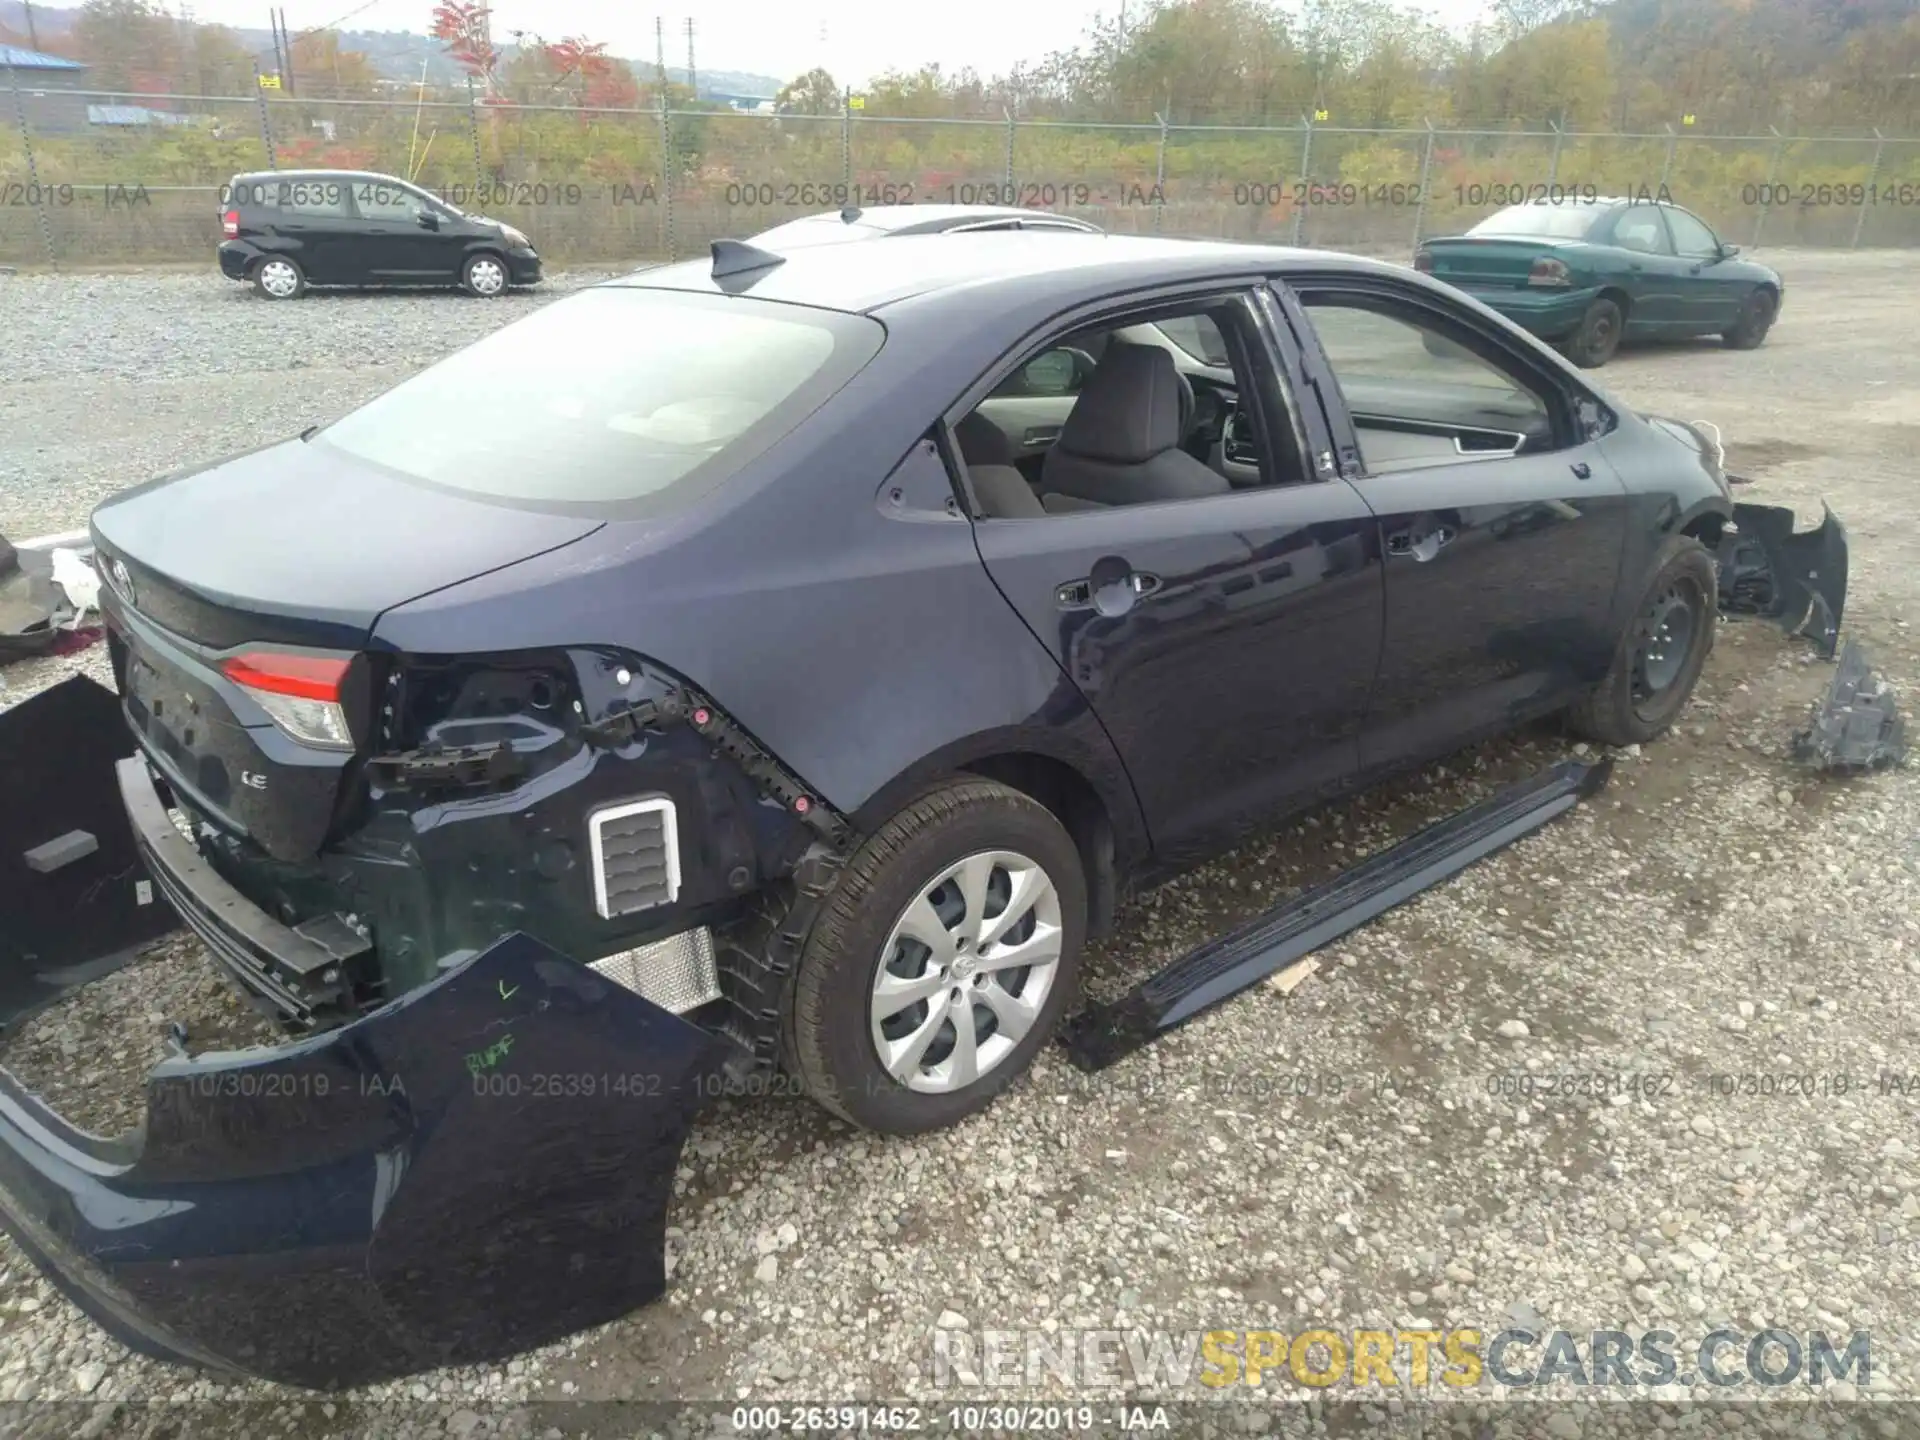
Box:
[252,63,277,169]
[1153,111,1168,233]
[658,94,675,261]
[1657,122,1676,192]
[465,76,484,192]
[1546,120,1563,189]
[1291,114,1314,246]
[1410,118,1436,255]
[841,87,852,193]
[5,58,57,268]
[1851,128,1884,250]
[1003,108,1016,195]
[1752,126,1784,248]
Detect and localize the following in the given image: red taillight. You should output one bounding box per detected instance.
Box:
[1528,256,1571,288]
[1413,248,1434,272]
[222,209,239,237]
[222,651,348,701]
[222,650,355,750]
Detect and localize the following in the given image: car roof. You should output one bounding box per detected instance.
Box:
[746,205,1101,249]
[230,168,422,185]
[819,204,1099,233]
[611,230,1402,316]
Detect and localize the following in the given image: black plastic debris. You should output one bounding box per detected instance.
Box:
[1792,640,1906,772]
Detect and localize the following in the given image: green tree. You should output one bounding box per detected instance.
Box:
[777,67,842,116]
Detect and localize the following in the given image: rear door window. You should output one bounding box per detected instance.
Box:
[317,287,885,509]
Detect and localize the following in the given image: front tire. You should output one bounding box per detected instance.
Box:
[462,252,508,297]
[1722,288,1777,350]
[784,778,1086,1136]
[1568,535,1717,746]
[252,255,305,300]
[1565,296,1624,368]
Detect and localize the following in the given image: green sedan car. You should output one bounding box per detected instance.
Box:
[1414,197,1784,367]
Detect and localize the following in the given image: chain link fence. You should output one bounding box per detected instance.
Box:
[7,83,1920,268]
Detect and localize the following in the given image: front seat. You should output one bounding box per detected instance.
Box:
[1041,344,1231,509]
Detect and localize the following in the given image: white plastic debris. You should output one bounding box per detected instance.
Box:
[48,548,100,629]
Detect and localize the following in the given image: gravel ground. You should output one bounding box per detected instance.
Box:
[0,257,1916,1439]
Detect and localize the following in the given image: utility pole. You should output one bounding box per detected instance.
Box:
[22,1,40,50]
[685,17,696,98]
[278,9,296,97]
[655,15,667,93]
[267,8,285,88]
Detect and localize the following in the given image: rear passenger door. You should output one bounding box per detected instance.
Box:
[1278,278,1630,776]
[268,177,359,283]
[955,287,1386,865]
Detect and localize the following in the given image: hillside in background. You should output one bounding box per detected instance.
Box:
[3,0,1918,133]
[0,3,781,97]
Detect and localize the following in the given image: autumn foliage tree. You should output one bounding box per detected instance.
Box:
[430,1,499,95]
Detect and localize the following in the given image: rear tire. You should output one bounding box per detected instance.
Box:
[1568,535,1717,747]
[252,256,305,300]
[783,778,1085,1136]
[1565,297,1624,368]
[1721,288,1777,350]
[462,252,508,297]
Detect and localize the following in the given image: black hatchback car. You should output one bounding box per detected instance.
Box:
[217,168,542,298]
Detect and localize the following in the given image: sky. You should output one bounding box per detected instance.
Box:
[170,0,1500,89]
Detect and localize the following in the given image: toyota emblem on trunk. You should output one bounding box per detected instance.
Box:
[109,557,133,600]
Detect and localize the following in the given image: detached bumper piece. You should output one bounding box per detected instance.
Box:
[1792,640,1906,772]
[1716,501,1849,658]
[0,677,180,1026]
[1058,759,1613,1072]
[0,925,727,1388]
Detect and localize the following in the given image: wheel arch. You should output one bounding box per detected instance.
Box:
[848,734,1147,940]
[1596,284,1633,320]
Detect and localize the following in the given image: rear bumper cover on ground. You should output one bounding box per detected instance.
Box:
[0,719,726,1389]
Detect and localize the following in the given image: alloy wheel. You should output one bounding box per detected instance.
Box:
[868,850,1064,1094]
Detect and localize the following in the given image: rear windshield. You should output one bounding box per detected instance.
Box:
[1467,203,1603,240]
[316,287,884,506]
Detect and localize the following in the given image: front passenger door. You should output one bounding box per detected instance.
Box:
[348,179,457,279]
[1599,204,1686,332]
[1283,282,1631,775]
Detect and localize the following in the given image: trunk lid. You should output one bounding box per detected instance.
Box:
[90,437,603,861]
[1422,237,1585,289]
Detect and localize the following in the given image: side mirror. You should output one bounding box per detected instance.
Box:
[415,208,440,230]
[1020,346,1097,395]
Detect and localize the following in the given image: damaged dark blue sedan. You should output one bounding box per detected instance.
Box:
[0,230,1850,1388]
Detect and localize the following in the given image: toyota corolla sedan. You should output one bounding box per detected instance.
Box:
[0,229,1845,1388]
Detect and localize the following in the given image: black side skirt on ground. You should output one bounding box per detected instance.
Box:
[1058,758,1613,1073]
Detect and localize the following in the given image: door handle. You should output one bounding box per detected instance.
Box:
[1386,525,1455,562]
[1056,563,1161,614]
